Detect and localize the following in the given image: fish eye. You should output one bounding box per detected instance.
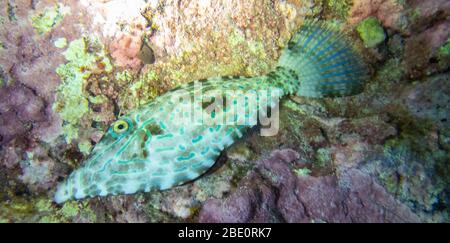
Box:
[112,119,129,134]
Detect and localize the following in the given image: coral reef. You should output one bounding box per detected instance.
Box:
[0,0,449,222]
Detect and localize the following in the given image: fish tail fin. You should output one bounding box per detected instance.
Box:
[276,20,369,98]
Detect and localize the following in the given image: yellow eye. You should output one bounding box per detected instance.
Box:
[112,120,129,133]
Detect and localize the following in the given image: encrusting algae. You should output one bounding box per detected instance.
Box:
[1,0,449,223]
[30,3,69,35]
[53,37,113,143]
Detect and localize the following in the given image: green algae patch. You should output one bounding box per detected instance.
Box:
[314,147,332,169]
[228,29,272,76]
[0,199,35,223]
[380,136,449,214]
[38,199,97,223]
[78,140,92,155]
[53,37,113,143]
[366,58,406,94]
[438,38,450,69]
[356,17,386,48]
[115,70,133,83]
[119,69,160,109]
[294,168,312,177]
[30,4,69,35]
[54,37,67,48]
[323,0,352,19]
[0,197,97,223]
[439,38,450,57]
[131,70,158,98]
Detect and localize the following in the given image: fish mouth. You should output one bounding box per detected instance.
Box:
[54,159,112,204]
[53,169,85,204]
[54,180,72,204]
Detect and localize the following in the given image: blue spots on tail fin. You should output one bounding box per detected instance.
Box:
[277,20,369,97]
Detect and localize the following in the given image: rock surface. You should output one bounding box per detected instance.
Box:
[199,149,420,223]
[0,0,449,222]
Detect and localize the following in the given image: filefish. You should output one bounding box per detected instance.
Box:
[54,21,369,203]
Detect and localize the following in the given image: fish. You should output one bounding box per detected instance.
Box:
[54,21,369,203]
[138,37,155,64]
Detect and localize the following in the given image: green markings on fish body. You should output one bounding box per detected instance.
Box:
[177,152,196,161]
[54,20,369,203]
[154,147,176,153]
[192,135,203,143]
[156,133,173,140]
[112,169,145,175]
[173,165,189,173]
[200,147,209,155]
[152,168,168,177]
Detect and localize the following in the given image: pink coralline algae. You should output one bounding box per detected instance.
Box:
[110,33,143,70]
[0,85,44,143]
[0,27,62,145]
[199,149,420,223]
